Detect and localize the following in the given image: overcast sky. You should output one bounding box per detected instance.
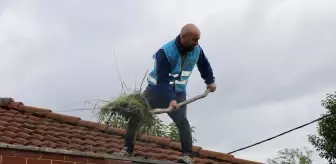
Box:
[1,0,335,163]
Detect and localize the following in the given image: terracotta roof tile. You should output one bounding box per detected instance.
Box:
[16,105,51,115]
[0,136,15,143]
[18,132,32,139]
[3,130,18,138]
[14,137,28,145]
[0,97,263,164]
[0,125,5,131]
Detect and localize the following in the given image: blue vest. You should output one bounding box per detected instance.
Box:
[147,39,200,92]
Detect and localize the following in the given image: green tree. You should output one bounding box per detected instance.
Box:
[267,147,313,164]
[308,91,336,163]
[167,122,197,143]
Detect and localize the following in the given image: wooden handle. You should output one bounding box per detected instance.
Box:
[151,89,211,114]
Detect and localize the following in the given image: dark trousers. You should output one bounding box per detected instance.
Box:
[124,86,193,156]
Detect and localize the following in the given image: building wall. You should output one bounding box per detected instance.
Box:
[0,148,131,164]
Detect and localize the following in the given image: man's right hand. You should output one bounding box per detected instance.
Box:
[207,83,216,92]
[169,100,180,111]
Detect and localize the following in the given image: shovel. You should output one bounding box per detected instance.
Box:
[150,88,211,114]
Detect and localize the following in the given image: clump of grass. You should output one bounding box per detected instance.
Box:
[92,51,159,133]
[96,91,156,128]
[92,64,157,132]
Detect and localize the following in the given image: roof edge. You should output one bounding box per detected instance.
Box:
[0,97,263,164]
[0,143,177,164]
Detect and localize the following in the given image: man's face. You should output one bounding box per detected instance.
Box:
[183,34,200,51]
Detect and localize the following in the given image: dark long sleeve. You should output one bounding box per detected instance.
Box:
[197,47,215,84]
[155,49,177,102]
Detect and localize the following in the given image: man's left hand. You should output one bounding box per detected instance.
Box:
[207,83,216,92]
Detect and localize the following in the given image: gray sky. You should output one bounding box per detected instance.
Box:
[1,0,335,163]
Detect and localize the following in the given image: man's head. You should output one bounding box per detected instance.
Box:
[179,23,201,51]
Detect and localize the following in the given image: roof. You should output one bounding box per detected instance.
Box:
[0,97,262,164]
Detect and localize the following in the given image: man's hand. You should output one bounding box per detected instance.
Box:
[169,100,180,111]
[207,83,216,92]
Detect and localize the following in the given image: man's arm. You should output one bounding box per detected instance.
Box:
[155,49,176,102]
[197,47,215,84]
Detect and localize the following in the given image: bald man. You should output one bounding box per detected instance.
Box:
[114,24,216,164]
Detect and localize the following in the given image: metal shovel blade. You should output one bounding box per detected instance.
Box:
[151,89,211,114]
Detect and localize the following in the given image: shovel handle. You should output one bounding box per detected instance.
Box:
[151,88,211,114]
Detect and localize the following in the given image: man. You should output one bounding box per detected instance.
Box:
[113,24,216,164]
